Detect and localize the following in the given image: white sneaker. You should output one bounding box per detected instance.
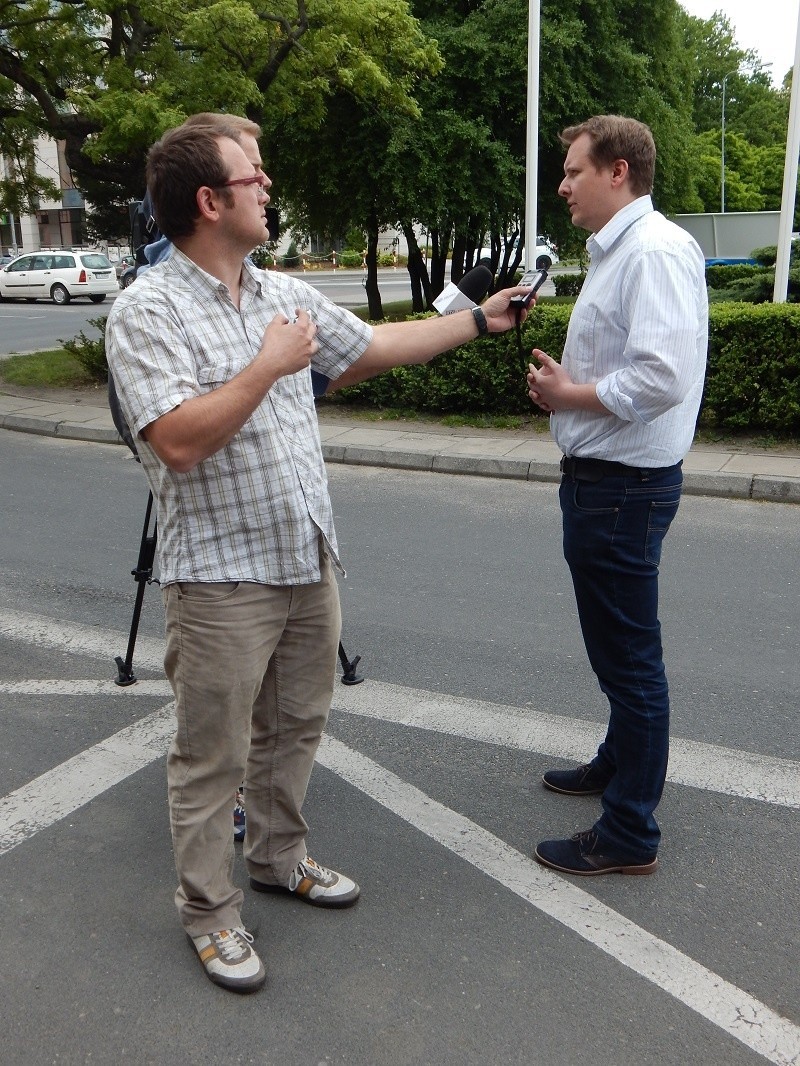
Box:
[190,927,266,992]
[250,856,360,908]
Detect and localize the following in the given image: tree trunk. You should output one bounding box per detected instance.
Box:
[364,212,383,321]
[400,220,432,312]
[429,228,450,298]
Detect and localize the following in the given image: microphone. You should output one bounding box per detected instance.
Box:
[433,264,493,315]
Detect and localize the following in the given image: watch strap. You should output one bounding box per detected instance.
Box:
[471,305,488,337]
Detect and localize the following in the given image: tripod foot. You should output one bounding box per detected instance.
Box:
[340,654,364,685]
[114,655,138,687]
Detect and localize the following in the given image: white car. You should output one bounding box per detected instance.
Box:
[0,250,119,305]
[479,236,559,270]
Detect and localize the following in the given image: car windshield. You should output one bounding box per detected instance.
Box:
[80,254,112,269]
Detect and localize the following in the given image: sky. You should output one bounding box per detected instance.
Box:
[679,0,798,86]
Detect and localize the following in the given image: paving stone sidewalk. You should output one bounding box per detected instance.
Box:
[2,389,800,504]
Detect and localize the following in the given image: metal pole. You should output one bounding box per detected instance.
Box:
[524,0,541,270]
[773,3,800,303]
[721,75,727,214]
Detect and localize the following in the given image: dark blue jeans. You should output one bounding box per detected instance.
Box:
[559,462,683,860]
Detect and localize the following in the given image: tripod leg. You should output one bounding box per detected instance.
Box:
[115,492,158,686]
[337,639,364,685]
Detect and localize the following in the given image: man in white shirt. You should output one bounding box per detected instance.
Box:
[107,118,532,992]
[527,115,708,876]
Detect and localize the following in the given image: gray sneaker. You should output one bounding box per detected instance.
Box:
[190,927,266,992]
[250,856,360,908]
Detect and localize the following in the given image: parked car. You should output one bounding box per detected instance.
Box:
[0,250,119,304]
[479,236,559,271]
[114,255,135,280]
[119,261,138,288]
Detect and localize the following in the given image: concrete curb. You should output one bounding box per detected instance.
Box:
[3,396,800,504]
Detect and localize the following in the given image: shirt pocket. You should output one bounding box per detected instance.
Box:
[196,358,249,393]
[563,302,600,379]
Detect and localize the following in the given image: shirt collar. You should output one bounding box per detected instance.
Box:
[169,246,264,298]
[586,195,653,257]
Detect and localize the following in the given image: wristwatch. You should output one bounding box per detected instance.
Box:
[471,305,488,337]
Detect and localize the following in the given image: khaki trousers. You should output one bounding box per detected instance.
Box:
[162,552,341,935]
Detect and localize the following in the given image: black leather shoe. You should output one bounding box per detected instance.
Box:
[542,762,609,796]
[534,829,658,876]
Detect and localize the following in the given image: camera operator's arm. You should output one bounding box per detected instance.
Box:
[143,311,317,472]
[329,285,531,391]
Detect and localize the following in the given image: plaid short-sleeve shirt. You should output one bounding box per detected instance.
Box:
[106,250,373,587]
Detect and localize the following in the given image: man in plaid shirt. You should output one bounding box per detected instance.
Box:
[107,117,531,993]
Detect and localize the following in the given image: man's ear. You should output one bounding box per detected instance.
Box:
[610,158,629,187]
[195,186,221,222]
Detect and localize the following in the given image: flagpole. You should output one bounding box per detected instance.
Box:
[524,0,541,270]
[774,1,800,302]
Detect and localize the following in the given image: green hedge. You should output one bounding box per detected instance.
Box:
[702,303,800,432]
[338,302,800,433]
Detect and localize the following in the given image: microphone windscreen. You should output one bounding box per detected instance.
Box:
[457,264,493,303]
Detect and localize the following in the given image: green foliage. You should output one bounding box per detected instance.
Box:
[59,317,108,383]
[552,273,586,297]
[703,304,800,432]
[0,349,94,389]
[338,251,364,268]
[705,264,762,289]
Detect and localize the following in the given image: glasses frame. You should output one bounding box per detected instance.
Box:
[215,174,269,191]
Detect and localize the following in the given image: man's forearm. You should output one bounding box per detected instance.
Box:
[331,309,480,390]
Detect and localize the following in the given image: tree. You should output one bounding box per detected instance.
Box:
[0,0,440,219]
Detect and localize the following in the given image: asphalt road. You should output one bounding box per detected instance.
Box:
[1,430,798,1066]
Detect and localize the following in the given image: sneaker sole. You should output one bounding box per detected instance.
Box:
[541,776,606,796]
[534,848,659,876]
[249,877,360,908]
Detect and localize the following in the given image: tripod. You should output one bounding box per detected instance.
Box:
[109,378,364,688]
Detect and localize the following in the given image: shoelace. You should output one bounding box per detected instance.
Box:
[291,857,331,888]
[216,928,254,961]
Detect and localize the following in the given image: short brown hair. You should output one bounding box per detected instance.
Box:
[559,115,656,196]
[183,112,262,140]
[145,123,241,240]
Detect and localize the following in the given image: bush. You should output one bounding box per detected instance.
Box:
[703,303,800,433]
[707,266,800,304]
[338,250,364,268]
[59,316,108,382]
[705,264,762,290]
[552,273,586,297]
[339,300,800,434]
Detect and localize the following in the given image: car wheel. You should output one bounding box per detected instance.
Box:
[122,272,136,288]
[51,283,71,305]
[89,294,106,304]
[536,254,552,270]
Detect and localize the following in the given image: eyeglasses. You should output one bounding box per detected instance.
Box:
[216,174,269,190]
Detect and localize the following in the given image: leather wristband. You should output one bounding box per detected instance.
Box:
[471,305,488,337]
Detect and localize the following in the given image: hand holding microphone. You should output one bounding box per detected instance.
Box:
[433,263,547,334]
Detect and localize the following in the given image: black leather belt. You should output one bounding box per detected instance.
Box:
[560,455,653,481]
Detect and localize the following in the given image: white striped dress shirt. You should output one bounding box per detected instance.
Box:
[551,196,708,467]
[106,250,373,587]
